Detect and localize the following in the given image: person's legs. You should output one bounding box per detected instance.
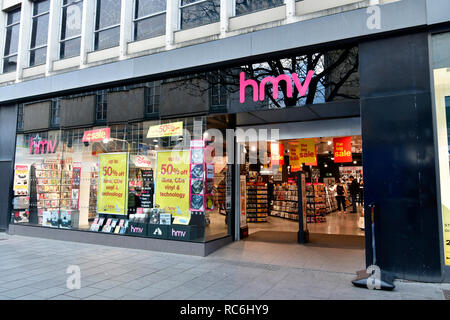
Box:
[352,195,357,213]
[336,196,342,211]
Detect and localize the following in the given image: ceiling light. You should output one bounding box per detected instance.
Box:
[327,141,332,145]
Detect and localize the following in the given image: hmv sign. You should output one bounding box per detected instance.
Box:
[29,137,59,154]
[239,70,314,103]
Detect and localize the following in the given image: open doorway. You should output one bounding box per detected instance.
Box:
[239,135,365,248]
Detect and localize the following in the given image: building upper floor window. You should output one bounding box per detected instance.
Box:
[180,0,220,30]
[94,0,121,51]
[235,0,284,16]
[134,0,166,41]
[50,99,61,127]
[60,0,83,59]
[2,6,21,74]
[145,81,161,117]
[95,90,108,122]
[30,0,50,67]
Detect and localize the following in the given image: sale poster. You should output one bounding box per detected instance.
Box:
[98,153,129,215]
[298,138,316,164]
[288,142,302,172]
[155,151,190,218]
[334,136,352,163]
[147,122,183,138]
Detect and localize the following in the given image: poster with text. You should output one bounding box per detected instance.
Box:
[13,165,30,195]
[98,153,129,215]
[298,138,316,164]
[155,151,190,218]
[334,136,353,163]
[288,142,302,172]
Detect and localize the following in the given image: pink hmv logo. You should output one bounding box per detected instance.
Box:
[240,70,314,103]
[29,137,58,154]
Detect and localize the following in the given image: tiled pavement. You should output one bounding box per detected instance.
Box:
[0,233,447,300]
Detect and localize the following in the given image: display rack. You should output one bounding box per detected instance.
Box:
[214,172,226,216]
[306,183,327,223]
[88,168,98,220]
[325,186,338,213]
[270,183,299,221]
[246,183,268,222]
[34,160,75,227]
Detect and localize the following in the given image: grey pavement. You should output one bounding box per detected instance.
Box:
[0,233,447,300]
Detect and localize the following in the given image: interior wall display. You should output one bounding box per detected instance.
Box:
[13,165,30,195]
[147,121,183,138]
[271,183,298,220]
[98,153,129,215]
[240,175,247,227]
[339,166,363,180]
[155,151,190,218]
[334,136,353,163]
[298,138,316,164]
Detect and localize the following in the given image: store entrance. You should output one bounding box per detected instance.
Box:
[239,135,365,247]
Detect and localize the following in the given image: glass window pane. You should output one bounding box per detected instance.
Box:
[30,47,47,66]
[63,0,81,5]
[235,0,284,16]
[33,0,50,16]
[95,0,121,30]
[60,37,81,59]
[135,0,166,18]
[7,8,21,25]
[4,24,20,56]
[181,0,220,30]
[134,14,166,41]
[61,1,83,40]
[3,55,17,73]
[95,26,120,50]
[30,14,49,48]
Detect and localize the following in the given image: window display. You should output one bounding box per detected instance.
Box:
[12,116,231,243]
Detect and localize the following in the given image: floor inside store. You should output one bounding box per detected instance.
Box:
[246,204,365,249]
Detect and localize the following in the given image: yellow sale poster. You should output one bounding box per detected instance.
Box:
[155,151,190,218]
[288,142,302,172]
[147,121,183,138]
[98,153,129,215]
[298,138,316,164]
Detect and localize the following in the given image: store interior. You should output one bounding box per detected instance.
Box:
[240,135,365,245]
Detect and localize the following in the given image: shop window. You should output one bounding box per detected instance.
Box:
[145,81,160,118]
[50,99,61,128]
[134,0,166,41]
[180,0,220,30]
[17,104,24,131]
[94,0,121,51]
[95,90,108,123]
[2,6,20,73]
[60,0,83,59]
[235,0,284,16]
[30,0,50,67]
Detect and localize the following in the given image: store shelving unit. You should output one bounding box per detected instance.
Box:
[306,183,327,223]
[34,160,73,226]
[270,183,299,221]
[246,183,268,222]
